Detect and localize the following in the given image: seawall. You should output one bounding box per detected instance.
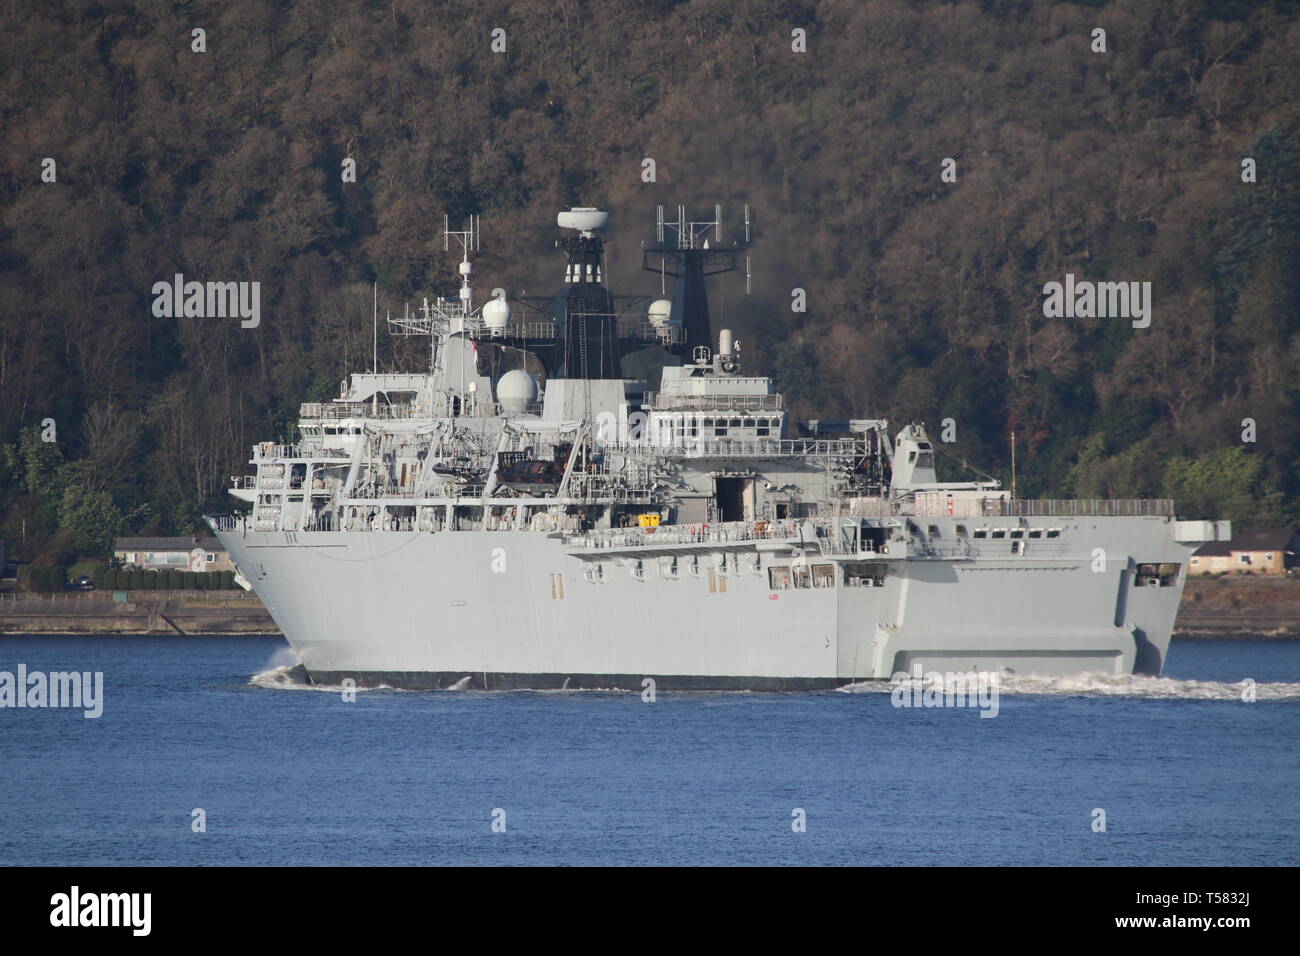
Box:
[2,576,1298,637]
[1174,576,1300,639]
[0,590,276,635]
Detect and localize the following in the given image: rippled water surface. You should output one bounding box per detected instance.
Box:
[1,635,1296,865]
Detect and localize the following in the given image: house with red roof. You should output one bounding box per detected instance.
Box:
[1190,528,1299,576]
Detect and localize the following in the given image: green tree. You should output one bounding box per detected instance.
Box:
[58,481,123,557]
[1162,446,1290,524]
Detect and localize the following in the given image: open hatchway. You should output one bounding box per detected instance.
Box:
[714,476,754,522]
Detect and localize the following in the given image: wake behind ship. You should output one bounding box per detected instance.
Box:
[208,206,1228,690]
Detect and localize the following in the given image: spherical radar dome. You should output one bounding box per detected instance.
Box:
[483,297,512,331]
[496,369,538,413]
[648,299,673,328]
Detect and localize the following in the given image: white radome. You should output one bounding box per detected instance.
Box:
[483,297,512,331]
[496,369,538,413]
[648,299,673,328]
[557,207,609,234]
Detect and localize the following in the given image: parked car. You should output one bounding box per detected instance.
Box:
[74,575,95,590]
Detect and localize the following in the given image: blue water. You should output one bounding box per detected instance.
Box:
[1,635,1296,866]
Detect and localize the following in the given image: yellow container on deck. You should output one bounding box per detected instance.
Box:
[637,513,662,528]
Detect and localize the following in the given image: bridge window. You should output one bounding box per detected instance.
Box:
[927,525,940,537]
[991,529,1006,539]
[1046,529,1061,538]
[768,566,791,590]
[973,529,988,538]
[1136,563,1180,587]
[793,567,811,589]
[1028,529,1043,538]
[812,564,835,588]
[1010,529,1024,538]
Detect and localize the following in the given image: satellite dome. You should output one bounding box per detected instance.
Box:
[483,297,512,332]
[496,369,538,414]
[648,299,673,328]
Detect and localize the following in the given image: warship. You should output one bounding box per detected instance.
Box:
[208,206,1228,690]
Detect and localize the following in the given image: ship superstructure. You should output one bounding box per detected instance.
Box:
[209,207,1227,689]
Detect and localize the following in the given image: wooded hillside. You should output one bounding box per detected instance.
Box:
[1,0,1297,562]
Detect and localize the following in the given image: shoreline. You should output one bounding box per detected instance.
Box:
[4,576,1300,638]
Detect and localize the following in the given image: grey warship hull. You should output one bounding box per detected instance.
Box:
[209,206,1226,690]
[213,513,1199,689]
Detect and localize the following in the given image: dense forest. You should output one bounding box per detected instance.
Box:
[1,0,1298,566]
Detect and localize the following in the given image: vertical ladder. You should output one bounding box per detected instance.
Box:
[578,311,593,422]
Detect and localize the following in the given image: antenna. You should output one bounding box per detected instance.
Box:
[372,282,378,373]
[1010,431,1018,500]
[642,204,751,356]
[659,204,726,251]
[442,215,480,314]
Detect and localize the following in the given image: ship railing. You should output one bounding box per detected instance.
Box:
[834,497,1175,518]
[571,519,804,551]
[207,514,245,532]
[345,481,489,500]
[602,438,868,458]
[478,401,546,418]
[300,402,418,420]
[476,320,560,339]
[908,541,979,560]
[252,443,305,460]
[616,317,685,343]
[644,393,783,412]
[1002,498,1174,517]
